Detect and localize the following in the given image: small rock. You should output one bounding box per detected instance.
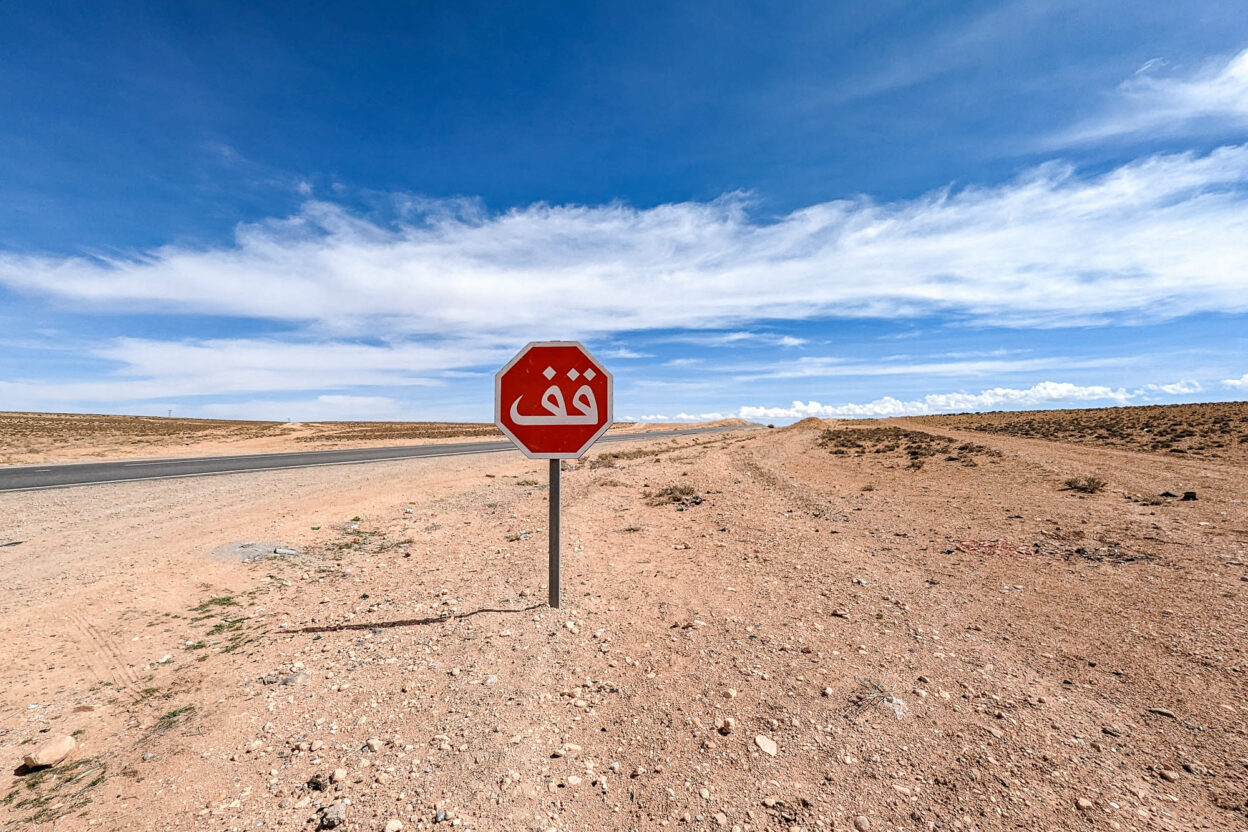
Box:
[1181,491,1197,501]
[1076,798,1094,811]
[22,735,76,769]
[854,815,870,831]
[717,717,736,735]
[754,735,777,756]
[282,671,310,686]
[366,737,383,752]
[1159,769,1179,782]
[567,775,582,786]
[307,773,330,792]
[1148,707,1176,719]
[158,654,173,664]
[332,768,348,783]
[319,801,348,829]
[714,812,728,827]
[384,821,403,832]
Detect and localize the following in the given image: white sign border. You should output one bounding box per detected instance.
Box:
[494,340,614,460]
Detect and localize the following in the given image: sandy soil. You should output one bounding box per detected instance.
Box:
[0,413,745,467]
[1,412,1245,831]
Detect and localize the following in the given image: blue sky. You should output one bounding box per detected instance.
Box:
[2,1,1247,423]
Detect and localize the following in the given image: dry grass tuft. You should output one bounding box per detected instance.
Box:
[1064,475,1108,494]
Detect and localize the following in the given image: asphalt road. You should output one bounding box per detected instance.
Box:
[0,426,747,492]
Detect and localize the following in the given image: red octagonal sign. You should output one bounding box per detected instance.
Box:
[495,341,613,459]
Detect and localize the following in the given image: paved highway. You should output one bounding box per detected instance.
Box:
[0,426,746,492]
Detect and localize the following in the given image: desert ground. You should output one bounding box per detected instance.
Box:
[1,404,1246,832]
[0,412,734,467]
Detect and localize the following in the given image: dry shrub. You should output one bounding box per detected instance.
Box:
[644,484,702,507]
[1064,475,1108,494]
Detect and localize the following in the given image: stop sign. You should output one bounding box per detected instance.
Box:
[495,341,613,458]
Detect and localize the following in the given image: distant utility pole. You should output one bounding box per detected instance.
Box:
[167,409,172,418]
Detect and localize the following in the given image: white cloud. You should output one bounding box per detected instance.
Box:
[600,348,653,359]
[0,338,494,411]
[736,380,1146,421]
[1223,373,1248,389]
[1144,379,1202,395]
[4,146,1248,347]
[729,354,1132,381]
[673,412,727,421]
[1057,48,1248,144]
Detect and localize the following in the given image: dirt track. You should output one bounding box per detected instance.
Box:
[1,413,1245,831]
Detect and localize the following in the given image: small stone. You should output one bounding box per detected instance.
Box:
[723,688,737,699]
[366,737,383,752]
[158,654,173,664]
[22,735,76,769]
[1076,798,1094,811]
[282,671,310,686]
[714,812,728,827]
[385,821,404,832]
[307,773,330,792]
[332,768,347,783]
[319,801,348,829]
[717,717,736,735]
[822,687,833,697]
[854,815,870,831]
[1159,769,1179,782]
[754,735,777,756]
[567,775,582,786]
[1148,707,1176,718]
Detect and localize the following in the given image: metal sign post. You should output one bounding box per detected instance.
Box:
[548,459,561,607]
[494,341,612,608]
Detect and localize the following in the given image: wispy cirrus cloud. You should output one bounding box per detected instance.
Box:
[3,145,1248,351]
[1054,48,1248,145]
[726,354,1134,382]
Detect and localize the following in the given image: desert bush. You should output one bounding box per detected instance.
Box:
[1064,475,1107,494]
[644,484,702,507]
